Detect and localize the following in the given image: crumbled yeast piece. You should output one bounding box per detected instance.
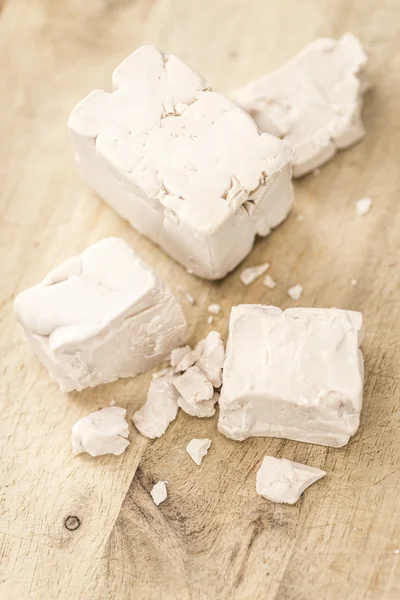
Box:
[13,238,186,392]
[132,370,179,438]
[355,197,372,216]
[195,331,225,387]
[170,345,192,368]
[151,481,168,505]
[69,46,294,280]
[207,315,214,325]
[233,34,369,177]
[173,342,204,372]
[208,304,221,315]
[240,263,270,286]
[351,279,358,287]
[178,392,219,418]
[186,438,212,465]
[72,406,130,457]
[256,456,326,504]
[152,367,170,379]
[263,274,276,289]
[219,305,364,447]
[173,365,214,404]
[287,284,303,300]
[178,286,196,305]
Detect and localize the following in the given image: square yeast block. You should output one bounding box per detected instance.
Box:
[14,238,187,392]
[219,305,364,447]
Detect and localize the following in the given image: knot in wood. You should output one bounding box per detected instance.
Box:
[64,515,81,531]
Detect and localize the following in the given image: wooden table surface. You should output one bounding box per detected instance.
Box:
[1,1,399,598]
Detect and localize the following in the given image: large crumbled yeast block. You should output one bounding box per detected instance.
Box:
[72,406,130,457]
[69,46,294,279]
[256,456,326,504]
[233,34,368,177]
[219,305,364,447]
[14,238,187,392]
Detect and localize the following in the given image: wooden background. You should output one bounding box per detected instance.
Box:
[0,1,399,598]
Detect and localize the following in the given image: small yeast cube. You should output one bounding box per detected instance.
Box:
[14,238,186,392]
[219,305,364,447]
[233,34,368,177]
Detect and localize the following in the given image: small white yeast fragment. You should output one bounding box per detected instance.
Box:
[186,438,212,465]
[72,406,130,457]
[240,263,270,286]
[132,371,179,439]
[151,481,168,505]
[173,365,214,404]
[287,284,303,300]
[195,331,225,387]
[355,197,372,216]
[256,456,326,504]
[178,286,196,305]
[263,274,276,289]
[178,391,219,418]
[170,345,192,368]
[208,304,221,315]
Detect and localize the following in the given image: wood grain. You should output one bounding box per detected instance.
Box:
[0,0,399,598]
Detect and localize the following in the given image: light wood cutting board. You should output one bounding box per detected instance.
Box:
[0,1,399,598]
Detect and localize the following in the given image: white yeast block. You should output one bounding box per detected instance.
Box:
[14,238,187,392]
[256,456,326,504]
[72,406,130,457]
[68,46,294,280]
[132,370,179,439]
[219,305,364,447]
[233,34,368,177]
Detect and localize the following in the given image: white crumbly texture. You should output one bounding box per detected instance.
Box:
[355,197,372,216]
[207,316,214,325]
[219,305,364,447]
[69,46,294,280]
[178,391,219,418]
[256,456,326,504]
[240,263,270,286]
[208,304,221,315]
[186,438,212,465]
[14,238,187,392]
[132,370,179,438]
[151,481,168,505]
[288,284,303,300]
[233,34,368,177]
[173,354,220,417]
[173,366,214,403]
[195,331,225,387]
[170,345,192,368]
[263,274,276,289]
[172,342,204,373]
[72,406,130,457]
